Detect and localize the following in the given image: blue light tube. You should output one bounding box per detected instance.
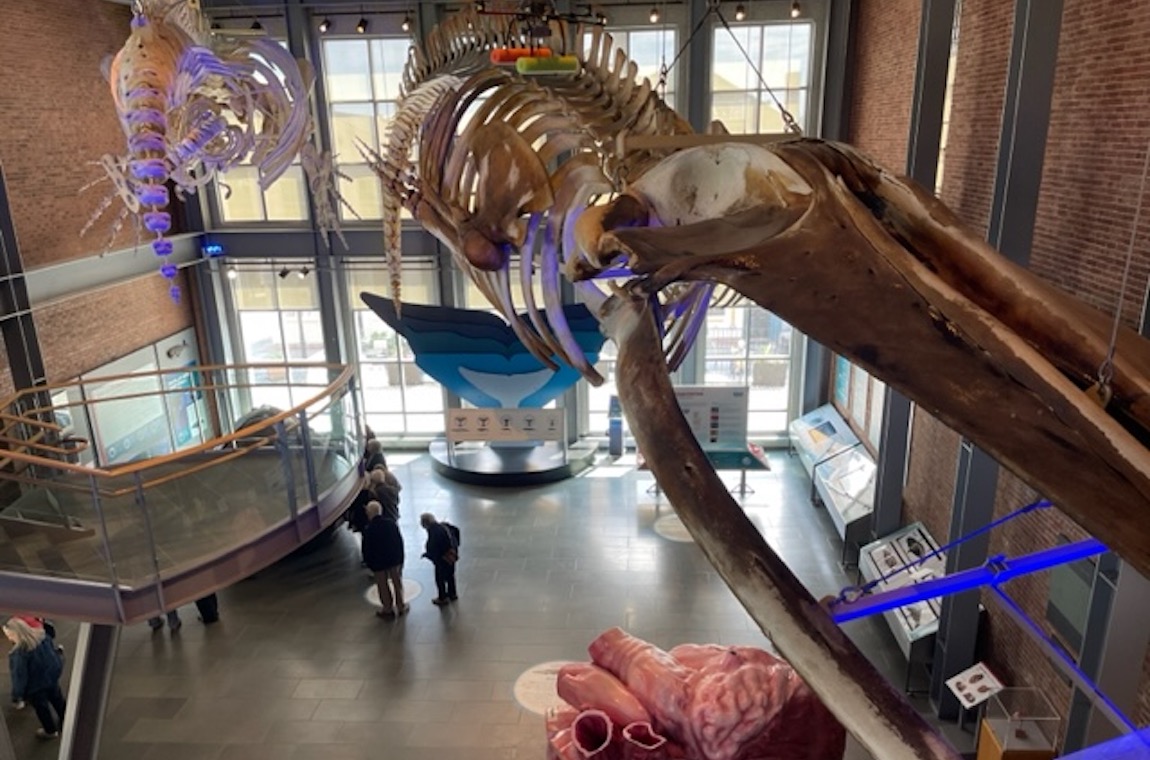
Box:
[830,538,1107,624]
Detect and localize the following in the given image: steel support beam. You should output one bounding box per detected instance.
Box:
[872,0,956,541]
[929,0,1064,721]
[0,164,46,391]
[60,623,121,760]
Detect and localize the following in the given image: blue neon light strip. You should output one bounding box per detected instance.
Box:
[830,538,1107,624]
[989,586,1142,740]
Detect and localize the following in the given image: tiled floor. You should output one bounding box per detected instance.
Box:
[2,451,976,759]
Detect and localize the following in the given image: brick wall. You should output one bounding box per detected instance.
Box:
[1030,0,1150,320]
[35,271,192,384]
[1034,0,1150,726]
[0,0,138,269]
[902,409,959,542]
[0,1,193,389]
[899,0,1150,735]
[846,0,920,170]
[935,0,1012,234]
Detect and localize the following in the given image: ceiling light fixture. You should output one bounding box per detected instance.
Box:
[250,18,263,30]
[278,267,291,279]
[226,266,238,281]
[649,6,659,23]
[400,14,412,33]
[319,17,331,33]
[210,21,221,30]
[734,3,746,20]
[297,267,310,279]
[790,1,801,18]
[596,11,607,25]
[356,16,369,34]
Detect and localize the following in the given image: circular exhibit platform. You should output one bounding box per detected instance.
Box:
[429,439,598,486]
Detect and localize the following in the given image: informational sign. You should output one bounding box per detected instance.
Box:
[946,662,1005,709]
[445,408,565,443]
[673,386,749,449]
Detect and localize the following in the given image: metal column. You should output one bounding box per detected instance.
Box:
[60,623,121,760]
[1064,559,1150,751]
[0,164,47,391]
[871,0,956,539]
[929,440,998,719]
[928,0,1064,720]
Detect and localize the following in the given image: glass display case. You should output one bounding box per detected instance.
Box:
[860,522,946,691]
[977,688,1060,760]
[790,405,875,562]
[789,404,859,479]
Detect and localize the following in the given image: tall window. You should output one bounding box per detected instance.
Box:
[711,21,813,133]
[346,262,444,435]
[212,34,310,224]
[322,36,410,221]
[703,306,795,434]
[832,354,887,450]
[586,26,680,110]
[229,263,325,412]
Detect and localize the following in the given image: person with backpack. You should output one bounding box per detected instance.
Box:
[419,512,459,605]
[4,617,66,739]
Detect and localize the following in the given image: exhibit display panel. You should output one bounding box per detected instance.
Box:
[976,688,1060,760]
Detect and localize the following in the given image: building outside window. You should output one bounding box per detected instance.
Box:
[228,263,325,414]
[345,261,444,436]
[586,24,680,110]
[322,35,411,222]
[698,15,816,439]
[210,32,310,225]
[711,20,813,133]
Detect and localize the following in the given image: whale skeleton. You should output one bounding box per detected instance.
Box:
[364,8,1150,759]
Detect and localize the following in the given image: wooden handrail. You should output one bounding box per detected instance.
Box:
[0,363,355,482]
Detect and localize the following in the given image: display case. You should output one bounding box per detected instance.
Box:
[860,522,946,690]
[789,404,859,479]
[790,405,876,561]
[976,688,1060,760]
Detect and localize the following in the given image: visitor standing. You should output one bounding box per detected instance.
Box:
[362,501,408,618]
[4,617,66,739]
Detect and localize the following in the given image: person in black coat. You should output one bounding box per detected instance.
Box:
[4,617,65,739]
[361,501,408,618]
[420,512,458,605]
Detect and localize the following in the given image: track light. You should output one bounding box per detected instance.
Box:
[319,17,331,33]
[210,21,221,30]
[297,267,310,279]
[734,3,746,20]
[595,11,607,25]
[356,16,368,33]
[250,18,262,30]
[476,0,485,11]
[278,267,290,279]
[401,14,412,33]
[649,6,659,23]
[226,266,238,281]
[790,1,801,18]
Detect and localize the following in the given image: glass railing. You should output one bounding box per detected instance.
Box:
[0,364,360,589]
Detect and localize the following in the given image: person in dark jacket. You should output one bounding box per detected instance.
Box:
[361,501,408,618]
[420,512,458,605]
[4,617,66,739]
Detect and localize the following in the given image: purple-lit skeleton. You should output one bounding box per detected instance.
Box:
[91,0,345,299]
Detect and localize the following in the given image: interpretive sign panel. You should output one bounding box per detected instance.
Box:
[673,386,749,449]
[445,408,565,443]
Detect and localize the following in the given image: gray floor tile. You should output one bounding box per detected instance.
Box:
[0,452,981,759]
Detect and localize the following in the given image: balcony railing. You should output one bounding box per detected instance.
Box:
[0,363,361,623]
